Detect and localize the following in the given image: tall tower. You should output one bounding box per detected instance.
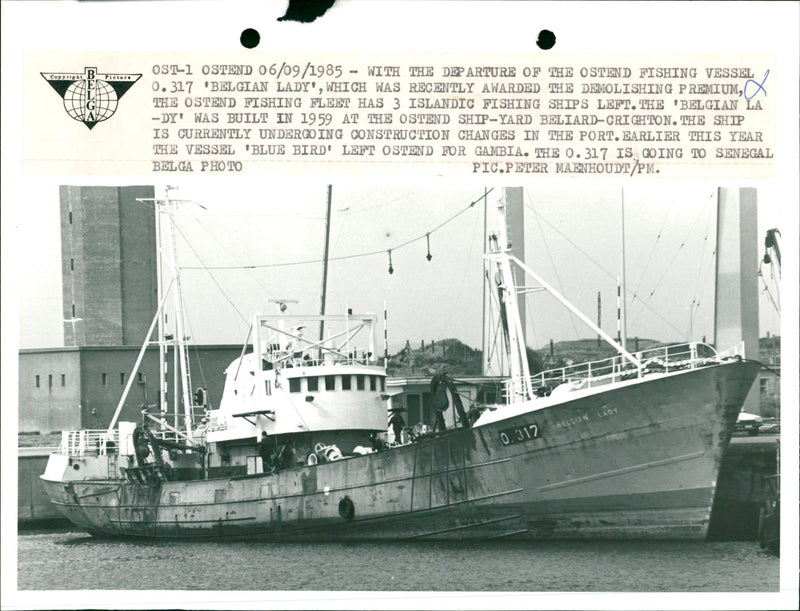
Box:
[60,185,157,346]
[714,187,760,413]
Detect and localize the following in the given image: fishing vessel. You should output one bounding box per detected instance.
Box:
[40,189,760,541]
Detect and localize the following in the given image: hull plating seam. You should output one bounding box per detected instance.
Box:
[538,450,707,491]
[406,513,523,538]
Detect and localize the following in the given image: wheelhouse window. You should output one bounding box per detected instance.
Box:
[307,376,319,391]
[370,375,377,391]
[289,378,301,393]
[325,375,336,391]
[341,375,352,390]
[356,375,365,390]
[380,376,385,391]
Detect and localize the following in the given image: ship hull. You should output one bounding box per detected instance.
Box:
[41,360,759,541]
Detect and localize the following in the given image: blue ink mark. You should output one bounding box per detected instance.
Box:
[744,69,769,100]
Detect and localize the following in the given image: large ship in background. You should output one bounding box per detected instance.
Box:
[40,189,760,541]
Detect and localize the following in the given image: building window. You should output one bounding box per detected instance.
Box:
[289,378,301,393]
[35,375,40,388]
[101,373,107,386]
[405,392,434,427]
[341,375,352,390]
[356,375,365,390]
[48,374,53,388]
[307,377,319,391]
[478,388,498,404]
[61,374,66,386]
[325,375,336,391]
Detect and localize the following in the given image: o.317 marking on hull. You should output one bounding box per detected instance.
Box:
[499,422,540,446]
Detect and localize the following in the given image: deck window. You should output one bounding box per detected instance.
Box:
[356,375,365,390]
[120,373,125,385]
[341,375,352,390]
[48,374,53,388]
[289,378,301,393]
[35,375,40,388]
[61,374,66,386]
[325,375,336,391]
[307,376,319,391]
[101,373,107,386]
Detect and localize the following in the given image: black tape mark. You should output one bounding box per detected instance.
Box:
[279,0,337,23]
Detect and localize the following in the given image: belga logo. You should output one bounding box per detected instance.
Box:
[41,67,141,129]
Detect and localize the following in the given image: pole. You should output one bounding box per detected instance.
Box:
[620,189,628,351]
[481,187,488,375]
[107,282,173,436]
[319,185,333,343]
[155,202,167,416]
[597,291,602,348]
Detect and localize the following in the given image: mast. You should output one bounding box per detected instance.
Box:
[161,188,195,441]
[481,187,488,375]
[620,188,628,351]
[155,199,167,417]
[491,192,533,401]
[319,185,333,342]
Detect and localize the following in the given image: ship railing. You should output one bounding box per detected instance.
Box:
[57,429,120,457]
[508,342,727,401]
[265,347,378,368]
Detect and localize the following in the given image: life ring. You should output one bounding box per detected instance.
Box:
[338,496,355,520]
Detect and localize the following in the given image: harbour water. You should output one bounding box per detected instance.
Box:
[18,528,778,592]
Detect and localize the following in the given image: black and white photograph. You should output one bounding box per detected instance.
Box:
[2,2,798,610]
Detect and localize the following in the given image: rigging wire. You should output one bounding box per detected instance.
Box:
[630,205,671,305]
[524,191,580,340]
[171,222,251,326]
[437,204,482,338]
[758,260,781,314]
[522,199,686,338]
[187,215,272,298]
[629,193,715,328]
[181,189,493,271]
[685,199,716,339]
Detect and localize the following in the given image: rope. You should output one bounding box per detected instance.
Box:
[181,189,492,271]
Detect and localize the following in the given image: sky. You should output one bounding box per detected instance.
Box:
[16,179,783,354]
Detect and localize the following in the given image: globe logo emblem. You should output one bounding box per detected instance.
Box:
[42,66,141,130]
[64,77,118,125]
